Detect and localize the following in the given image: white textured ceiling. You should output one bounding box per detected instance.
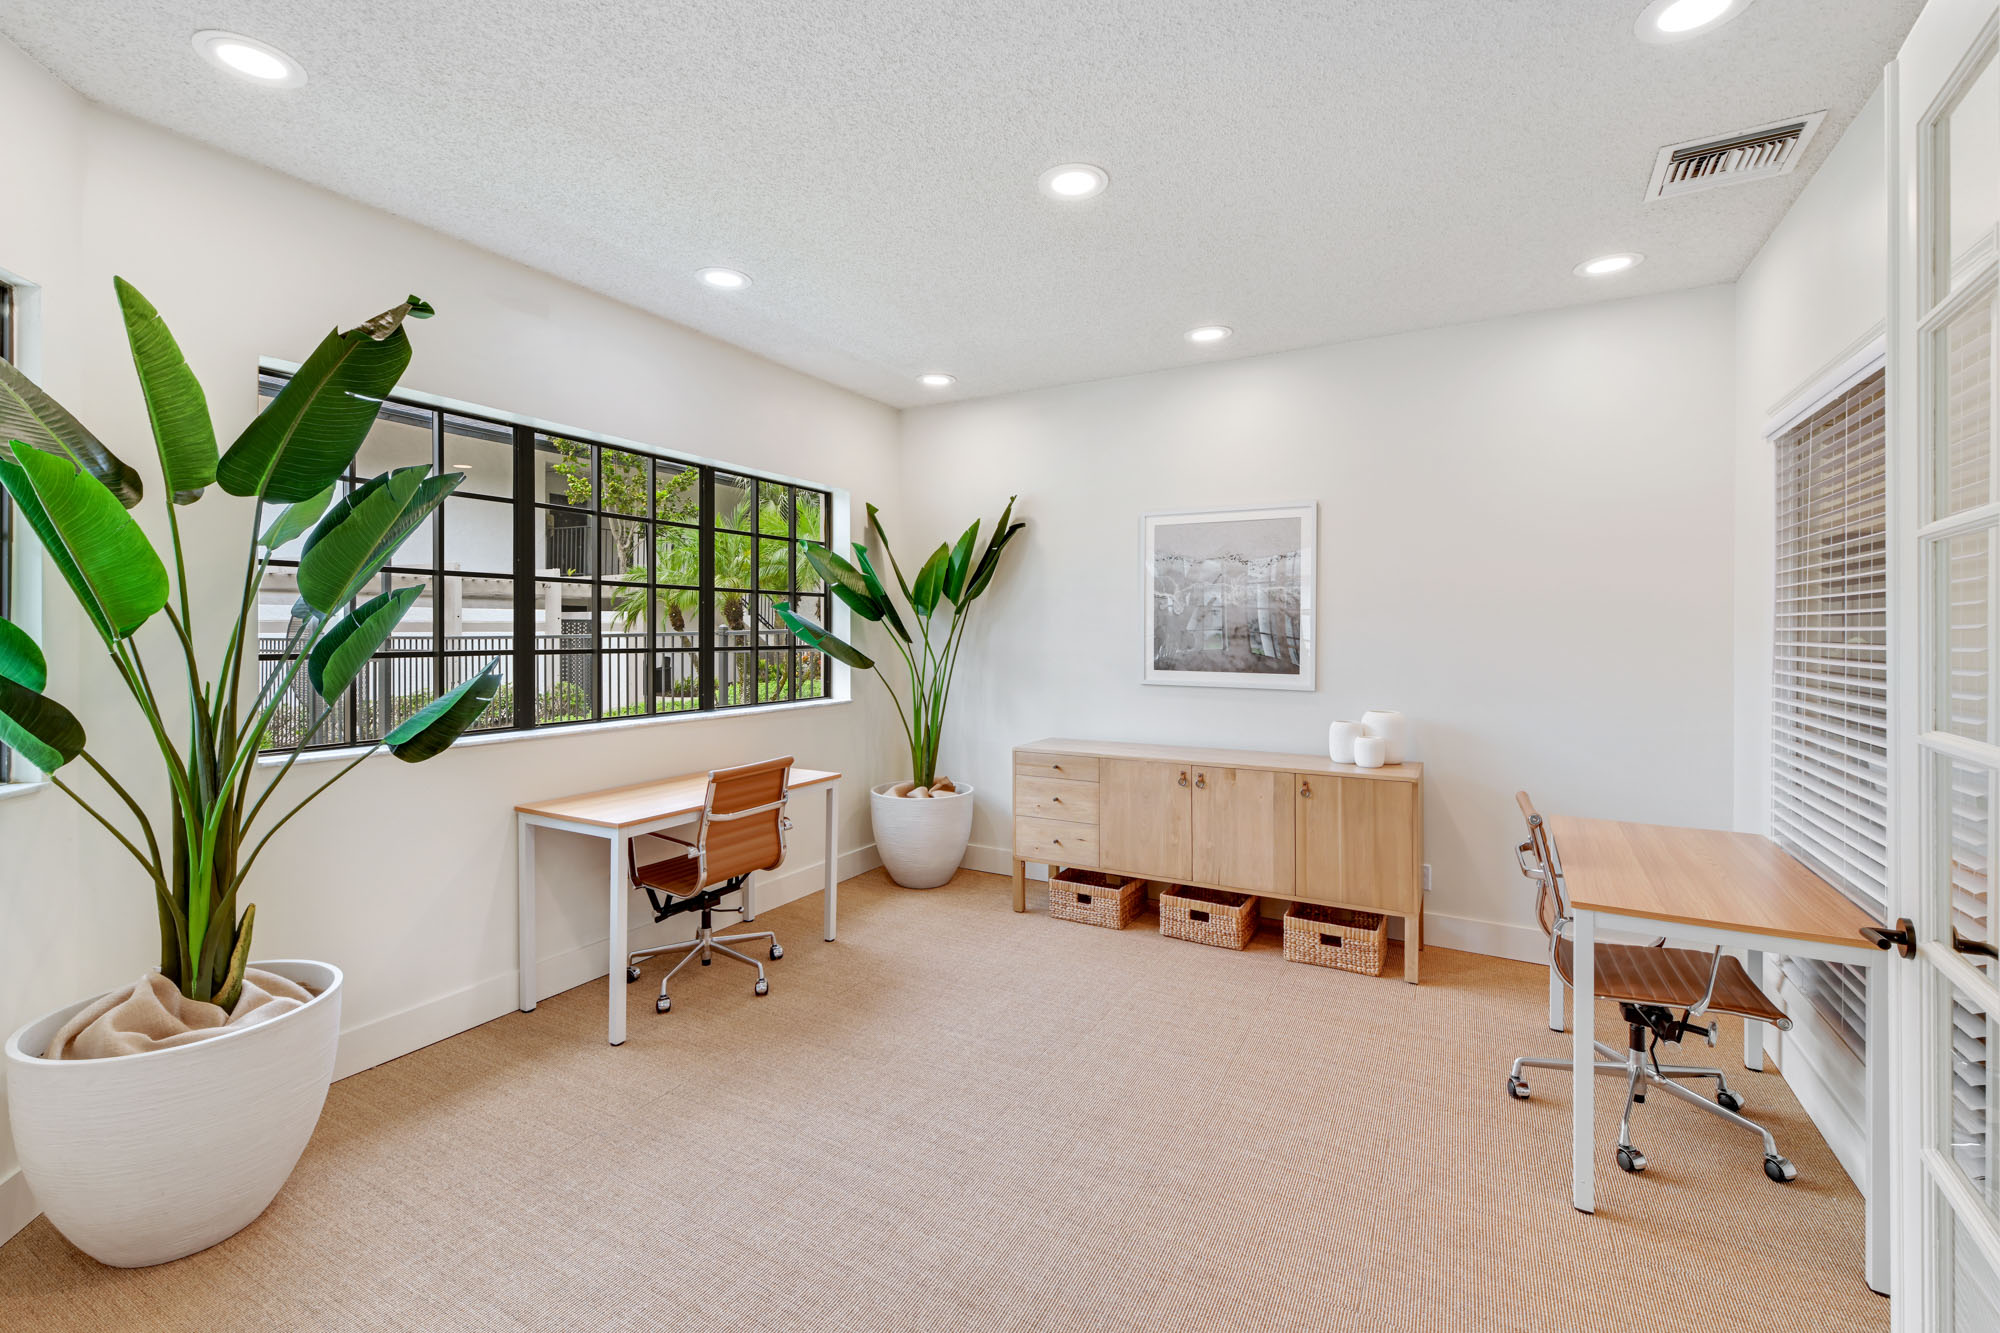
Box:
[1,1,1923,406]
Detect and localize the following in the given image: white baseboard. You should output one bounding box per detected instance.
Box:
[337,842,875,1081]
[964,843,1548,964]
[0,1165,35,1248]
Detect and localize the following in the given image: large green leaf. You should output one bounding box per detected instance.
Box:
[777,607,874,671]
[942,519,980,605]
[309,584,425,701]
[215,296,432,503]
[0,675,84,773]
[0,617,47,691]
[258,483,338,551]
[850,544,910,641]
[0,443,169,639]
[0,357,144,508]
[294,466,428,613]
[910,543,951,618]
[965,521,1026,601]
[387,659,502,762]
[865,502,916,604]
[114,277,217,504]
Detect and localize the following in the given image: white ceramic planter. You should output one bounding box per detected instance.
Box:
[4,959,342,1268]
[870,783,976,888]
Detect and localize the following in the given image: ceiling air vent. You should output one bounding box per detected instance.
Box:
[1645,111,1827,201]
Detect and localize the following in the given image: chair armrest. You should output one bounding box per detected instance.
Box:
[1687,947,1725,1018]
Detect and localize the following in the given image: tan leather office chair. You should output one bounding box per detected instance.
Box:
[625,757,794,1014]
[1509,791,1798,1183]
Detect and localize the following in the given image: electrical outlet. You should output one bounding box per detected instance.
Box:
[1422,863,1432,894]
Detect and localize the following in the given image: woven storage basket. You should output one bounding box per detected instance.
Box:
[1049,869,1146,929]
[1158,885,1258,950]
[1283,903,1388,976]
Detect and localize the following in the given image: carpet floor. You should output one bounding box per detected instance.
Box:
[0,869,1888,1332]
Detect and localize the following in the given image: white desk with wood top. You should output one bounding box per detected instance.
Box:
[1547,815,1889,1293]
[516,767,841,1046]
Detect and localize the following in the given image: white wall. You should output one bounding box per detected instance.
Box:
[899,286,1741,957]
[0,38,902,1243]
[1730,86,1890,1189]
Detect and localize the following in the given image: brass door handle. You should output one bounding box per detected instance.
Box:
[1195,773,1206,790]
[1178,772,1188,787]
[1301,782,1313,798]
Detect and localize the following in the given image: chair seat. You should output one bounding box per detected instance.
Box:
[1556,939,1790,1028]
[633,848,701,895]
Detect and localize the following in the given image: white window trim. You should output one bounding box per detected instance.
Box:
[0,266,48,789]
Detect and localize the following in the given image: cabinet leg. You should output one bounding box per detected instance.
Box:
[1404,906,1421,984]
[1011,858,1027,913]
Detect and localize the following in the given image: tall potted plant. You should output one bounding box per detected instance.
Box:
[779,500,1023,887]
[0,279,500,1267]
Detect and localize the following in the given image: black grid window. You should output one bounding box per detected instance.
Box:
[256,375,832,751]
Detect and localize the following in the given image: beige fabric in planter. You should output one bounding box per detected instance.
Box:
[45,968,314,1061]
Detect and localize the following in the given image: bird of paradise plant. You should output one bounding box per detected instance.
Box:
[0,279,500,1008]
[778,500,1023,788]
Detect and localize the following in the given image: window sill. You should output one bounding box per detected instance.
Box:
[254,694,852,769]
[0,780,51,804]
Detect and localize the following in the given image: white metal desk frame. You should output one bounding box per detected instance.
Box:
[1563,909,1889,1295]
[515,777,840,1046]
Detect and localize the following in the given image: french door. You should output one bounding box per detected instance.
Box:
[1892,0,2000,1324]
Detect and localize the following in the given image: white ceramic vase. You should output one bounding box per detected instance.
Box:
[4,959,342,1268]
[1352,736,1388,769]
[1328,720,1366,764]
[870,783,977,888]
[1360,709,1409,764]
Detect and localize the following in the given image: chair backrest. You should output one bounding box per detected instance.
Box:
[1513,790,1571,941]
[697,756,794,889]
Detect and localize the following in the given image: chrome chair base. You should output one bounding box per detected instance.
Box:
[1508,1041,1795,1182]
[629,917,783,1012]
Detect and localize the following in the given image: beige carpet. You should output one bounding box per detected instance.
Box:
[0,870,1887,1332]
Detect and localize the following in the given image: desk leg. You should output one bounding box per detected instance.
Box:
[743,872,756,922]
[1864,961,1890,1295]
[1743,949,1766,1071]
[1571,910,1596,1214]
[517,818,537,1012]
[608,831,628,1047]
[824,784,838,942]
[1404,906,1421,984]
[1548,961,1564,1033]
[1012,858,1027,913]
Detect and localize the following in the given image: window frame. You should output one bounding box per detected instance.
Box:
[255,373,836,755]
[0,279,13,784]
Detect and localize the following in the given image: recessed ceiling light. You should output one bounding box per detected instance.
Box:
[1575,252,1643,277]
[191,30,306,86]
[1185,325,1233,345]
[918,373,956,389]
[1636,0,1753,43]
[697,267,750,290]
[1039,163,1109,201]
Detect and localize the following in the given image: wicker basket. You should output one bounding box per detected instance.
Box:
[1048,869,1146,929]
[1158,885,1258,950]
[1283,903,1388,976]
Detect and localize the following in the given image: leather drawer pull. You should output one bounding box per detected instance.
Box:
[1189,909,1210,923]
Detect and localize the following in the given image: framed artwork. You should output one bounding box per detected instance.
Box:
[1141,503,1316,690]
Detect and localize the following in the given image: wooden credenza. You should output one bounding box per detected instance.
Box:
[1010,738,1427,982]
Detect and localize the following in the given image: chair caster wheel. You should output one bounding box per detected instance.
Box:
[1507,1076,1530,1101]
[770,944,784,960]
[1764,1154,1796,1184]
[656,996,671,1014]
[1616,1145,1646,1174]
[1717,1089,1745,1112]
[754,978,769,996]
[626,966,641,984]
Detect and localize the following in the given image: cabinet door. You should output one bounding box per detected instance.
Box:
[1296,775,1418,911]
[1099,759,1193,881]
[1191,767,1294,894]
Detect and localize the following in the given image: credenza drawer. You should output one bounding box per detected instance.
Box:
[1015,751,1100,783]
[1015,817,1100,867]
[1014,775,1100,824]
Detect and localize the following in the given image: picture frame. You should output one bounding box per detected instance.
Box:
[1140,502,1316,691]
